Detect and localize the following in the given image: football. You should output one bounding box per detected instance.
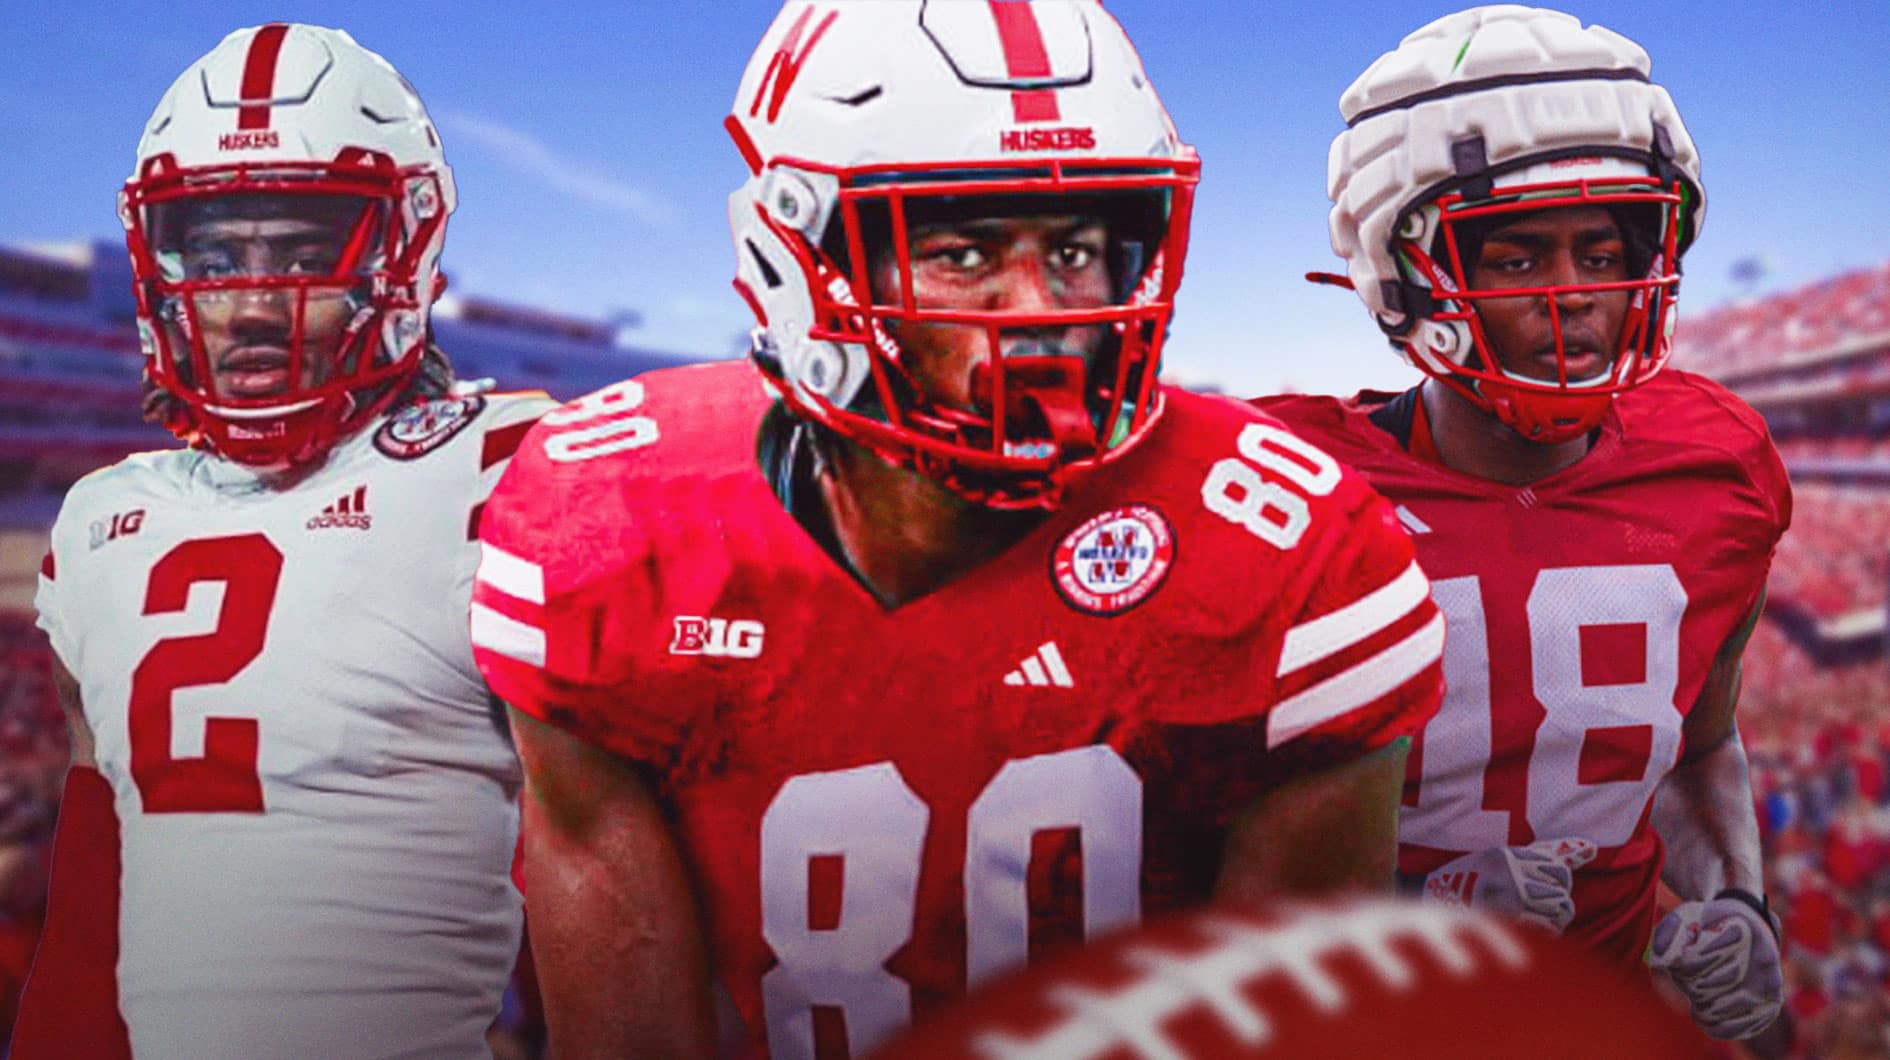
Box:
[871,897,1712,1059]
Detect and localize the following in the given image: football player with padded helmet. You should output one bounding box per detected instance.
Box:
[1256,5,1788,1041]
[15,24,551,1057]
[473,2,1444,1057]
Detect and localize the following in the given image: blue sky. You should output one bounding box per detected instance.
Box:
[3,2,1885,397]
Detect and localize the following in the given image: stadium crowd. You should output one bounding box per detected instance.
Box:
[1744,619,1890,1057]
[1674,263,1890,382]
[1766,483,1890,618]
[1778,437,1890,463]
[0,612,60,1038]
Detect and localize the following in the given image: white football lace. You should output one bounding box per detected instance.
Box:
[971,903,1530,1060]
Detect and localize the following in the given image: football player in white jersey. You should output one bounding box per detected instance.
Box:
[14,23,551,1059]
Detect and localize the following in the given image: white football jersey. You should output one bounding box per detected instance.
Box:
[34,388,552,1059]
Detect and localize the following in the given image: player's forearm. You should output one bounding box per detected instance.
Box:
[522,791,719,1060]
[510,707,718,1058]
[1216,739,1407,900]
[1650,726,1763,900]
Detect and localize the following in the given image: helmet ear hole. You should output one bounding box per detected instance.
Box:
[1415,319,1469,368]
[800,344,848,399]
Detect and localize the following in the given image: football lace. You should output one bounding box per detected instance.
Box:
[971,903,1530,1060]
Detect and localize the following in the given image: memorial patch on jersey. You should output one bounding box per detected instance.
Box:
[1051,503,1174,616]
[374,394,486,460]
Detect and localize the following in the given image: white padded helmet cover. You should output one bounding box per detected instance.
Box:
[1327,5,1702,332]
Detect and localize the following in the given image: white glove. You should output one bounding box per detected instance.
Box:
[1421,836,1598,933]
[1649,892,1783,1040]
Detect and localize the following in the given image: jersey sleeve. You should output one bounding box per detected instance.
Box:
[10,765,130,1060]
[469,397,682,769]
[1143,453,1443,839]
[1261,483,1445,769]
[33,488,87,675]
[452,391,557,661]
[466,391,558,542]
[1748,413,1793,549]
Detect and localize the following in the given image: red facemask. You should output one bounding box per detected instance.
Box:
[123,151,448,466]
[745,155,1199,508]
[1394,173,1688,445]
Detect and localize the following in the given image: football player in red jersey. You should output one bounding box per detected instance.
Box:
[471,3,1446,1057]
[1256,4,1788,1042]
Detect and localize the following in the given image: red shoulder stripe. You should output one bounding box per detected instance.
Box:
[482,419,538,472]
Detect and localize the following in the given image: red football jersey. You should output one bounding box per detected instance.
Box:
[1257,370,1791,966]
[473,359,1444,1059]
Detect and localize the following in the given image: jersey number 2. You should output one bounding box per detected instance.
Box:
[128,535,283,814]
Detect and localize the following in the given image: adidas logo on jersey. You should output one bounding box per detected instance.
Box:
[307,485,372,531]
[1003,641,1074,688]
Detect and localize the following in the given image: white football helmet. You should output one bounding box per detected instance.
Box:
[121,23,454,466]
[1328,5,1703,443]
[727,0,1198,507]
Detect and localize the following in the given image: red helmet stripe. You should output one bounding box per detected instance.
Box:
[236,23,291,131]
[988,1,1061,123]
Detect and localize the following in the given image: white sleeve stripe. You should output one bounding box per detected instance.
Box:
[471,603,546,668]
[1267,612,1444,750]
[476,542,545,604]
[1277,560,1429,677]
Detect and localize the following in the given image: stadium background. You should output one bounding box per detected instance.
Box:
[2,2,1888,1056]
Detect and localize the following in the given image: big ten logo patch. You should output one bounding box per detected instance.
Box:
[90,509,146,550]
[670,616,767,659]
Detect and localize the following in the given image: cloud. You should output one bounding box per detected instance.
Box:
[436,110,673,227]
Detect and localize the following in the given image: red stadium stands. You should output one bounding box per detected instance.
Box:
[1674,262,1890,384]
[1682,259,1890,1055]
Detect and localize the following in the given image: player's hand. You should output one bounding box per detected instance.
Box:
[1421,836,1598,933]
[1649,892,1783,1040]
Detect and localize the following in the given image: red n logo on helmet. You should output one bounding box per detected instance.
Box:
[750,7,840,124]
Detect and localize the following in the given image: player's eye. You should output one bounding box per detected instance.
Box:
[183,249,239,279]
[284,249,340,276]
[1051,240,1100,271]
[926,243,988,270]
